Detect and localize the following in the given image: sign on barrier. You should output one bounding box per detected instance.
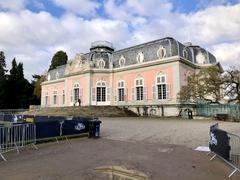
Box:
[209,128,230,160]
[62,120,89,136]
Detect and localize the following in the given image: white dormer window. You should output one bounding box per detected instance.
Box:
[183,49,188,59]
[47,74,51,81]
[98,58,105,69]
[119,55,125,67]
[56,72,59,79]
[157,46,166,59]
[136,52,144,63]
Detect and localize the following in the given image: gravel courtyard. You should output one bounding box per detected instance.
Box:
[100,117,240,149]
[0,117,240,180]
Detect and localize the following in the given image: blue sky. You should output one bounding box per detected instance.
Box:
[0,0,240,79]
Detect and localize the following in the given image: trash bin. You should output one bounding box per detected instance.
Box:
[188,109,193,119]
[89,119,102,138]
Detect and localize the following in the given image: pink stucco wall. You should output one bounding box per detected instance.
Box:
[113,66,173,101]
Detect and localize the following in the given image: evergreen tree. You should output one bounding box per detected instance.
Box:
[0,51,7,108]
[49,50,68,70]
[0,51,7,78]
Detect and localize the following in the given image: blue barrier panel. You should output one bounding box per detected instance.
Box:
[35,121,60,139]
[48,116,66,122]
[0,114,4,121]
[34,116,49,122]
[62,120,89,136]
[209,128,230,160]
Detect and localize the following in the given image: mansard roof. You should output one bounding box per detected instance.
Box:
[47,37,218,81]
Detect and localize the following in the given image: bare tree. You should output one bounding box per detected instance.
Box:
[223,66,240,103]
[178,66,223,104]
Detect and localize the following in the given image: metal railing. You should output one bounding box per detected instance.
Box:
[209,124,240,178]
[0,123,38,161]
[0,109,28,115]
[228,132,240,177]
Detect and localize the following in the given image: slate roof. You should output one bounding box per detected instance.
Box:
[47,37,217,81]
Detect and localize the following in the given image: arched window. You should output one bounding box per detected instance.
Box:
[136,52,144,63]
[96,81,106,102]
[98,58,105,69]
[183,49,188,59]
[45,92,48,106]
[53,91,58,105]
[56,72,59,79]
[157,46,166,59]
[154,74,170,100]
[73,83,80,103]
[119,55,125,67]
[62,90,65,105]
[135,77,144,101]
[118,80,125,101]
[47,74,51,81]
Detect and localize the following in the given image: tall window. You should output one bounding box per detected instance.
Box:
[62,90,65,105]
[45,92,48,106]
[96,81,106,102]
[156,75,168,99]
[118,80,125,101]
[74,84,80,103]
[53,91,57,105]
[135,78,144,100]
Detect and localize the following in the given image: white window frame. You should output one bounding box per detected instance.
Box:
[62,90,65,105]
[136,52,144,63]
[183,49,188,59]
[45,92,48,106]
[119,55,125,67]
[53,91,58,105]
[117,80,125,101]
[73,83,80,104]
[134,77,145,101]
[98,58,105,69]
[157,46,166,59]
[153,74,170,100]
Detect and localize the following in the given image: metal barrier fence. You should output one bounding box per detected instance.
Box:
[0,123,37,161]
[209,124,240,178]
[0,109,28,115]
[228,133,240,177]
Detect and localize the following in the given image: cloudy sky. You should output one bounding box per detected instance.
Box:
[0,0,240,79]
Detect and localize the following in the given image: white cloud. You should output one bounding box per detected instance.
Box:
[0,0,27,11]
[0,0,240,80]
[0,10,130,79]
[52,0,100,16]
[211,42,240,68]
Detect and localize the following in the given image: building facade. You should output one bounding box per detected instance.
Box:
[41,37,221,116]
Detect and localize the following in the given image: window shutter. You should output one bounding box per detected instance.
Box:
[132,87,135,101]
[152,85,156,100]
[143,87,147,100]
[91,88,96,102]
[124,88,128,102]
[79,88,83,98]
[166,84,170,99]
[115,89,117,101]
[107,87,111,101]
[70,90,73,102]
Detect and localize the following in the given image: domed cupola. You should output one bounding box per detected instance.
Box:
[89,41,114,69]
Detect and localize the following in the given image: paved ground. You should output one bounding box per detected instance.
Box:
[1,138,239,180]
[0,117,240,180]
[100,117,240,149]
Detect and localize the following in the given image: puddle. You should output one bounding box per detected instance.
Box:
[95,166,149,180]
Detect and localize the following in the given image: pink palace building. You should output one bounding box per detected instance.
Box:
[41,37,221,116]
